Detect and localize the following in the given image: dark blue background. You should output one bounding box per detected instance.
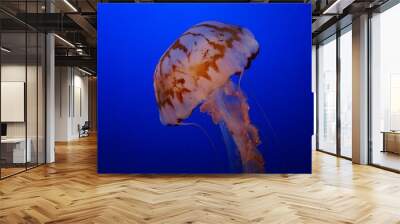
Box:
[98,3,313,173]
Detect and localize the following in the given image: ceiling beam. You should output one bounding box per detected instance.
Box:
[67,13,97,46]
[55,55,96,72]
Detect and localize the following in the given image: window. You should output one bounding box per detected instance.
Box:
[370,2,400,171]
[0,1,47,179]
[339,27,352,158]
[317,36,337,154]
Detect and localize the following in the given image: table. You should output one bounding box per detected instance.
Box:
[1,138,31,164]
[382,131,400,154]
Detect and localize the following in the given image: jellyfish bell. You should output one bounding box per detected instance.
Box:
[154,21,258,124]
[153,21,264,172]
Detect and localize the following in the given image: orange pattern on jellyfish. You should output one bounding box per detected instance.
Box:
[153,21,264,173]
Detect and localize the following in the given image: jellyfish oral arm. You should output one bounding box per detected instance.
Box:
[200,80,265,173]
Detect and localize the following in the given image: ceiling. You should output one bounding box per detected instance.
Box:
[0,0,392,74]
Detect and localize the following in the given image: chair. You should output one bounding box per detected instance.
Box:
[78,121,90,138]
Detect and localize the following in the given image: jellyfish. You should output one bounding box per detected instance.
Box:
[153,21,264,173]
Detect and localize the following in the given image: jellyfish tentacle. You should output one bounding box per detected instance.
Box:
[238,71,244,92]
[247,93,284,150]
[219,122,242,172]
[177,122,219,153]
[200,80,265,173]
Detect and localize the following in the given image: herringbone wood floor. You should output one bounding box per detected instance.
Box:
[1,135,400,224]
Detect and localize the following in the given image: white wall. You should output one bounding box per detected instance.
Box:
[1,63,46,164]
[55,67,70,141]
[72,73,89,138]
[1,65,27,140]
[55,67,89,141]
[1,65,39,137]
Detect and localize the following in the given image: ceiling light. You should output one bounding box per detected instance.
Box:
[322,0,354,15]
[76,48,85,56]
[1,47,11,53]
[323,0,341,14]
[78,67,93,76]
[63,0,78,12]
[54,34,75,48]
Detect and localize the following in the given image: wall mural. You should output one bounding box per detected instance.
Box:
[98,3,312,173]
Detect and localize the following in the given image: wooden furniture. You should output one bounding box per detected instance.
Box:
[0,138,31,164]
[382,131,400,154]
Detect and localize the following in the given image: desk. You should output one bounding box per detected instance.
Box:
[382,131,400,154]
[1,138,31,163]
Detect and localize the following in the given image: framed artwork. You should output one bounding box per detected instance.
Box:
[98,3,312,173]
